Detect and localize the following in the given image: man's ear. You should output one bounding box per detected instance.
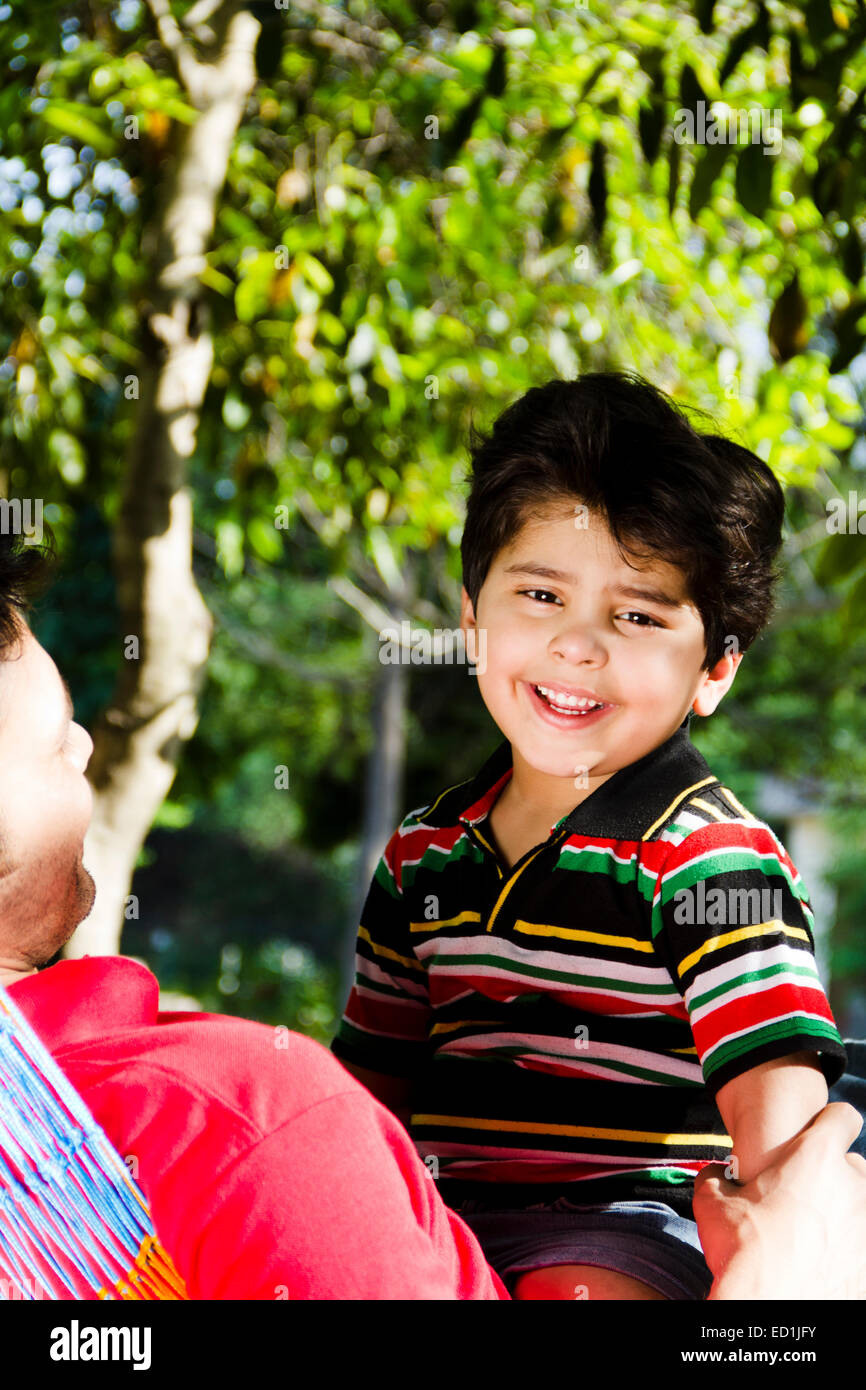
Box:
[692,650,743,717]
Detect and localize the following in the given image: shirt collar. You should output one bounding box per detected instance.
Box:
[5,956,160,1051]
[447,711,716,843]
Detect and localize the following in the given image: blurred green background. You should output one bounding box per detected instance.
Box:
[2,0,866,1041]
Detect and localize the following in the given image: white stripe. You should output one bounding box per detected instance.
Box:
[683,942,819,1009]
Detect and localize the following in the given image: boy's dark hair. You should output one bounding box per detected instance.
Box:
[0,525,56,656]
[460,371,786,671]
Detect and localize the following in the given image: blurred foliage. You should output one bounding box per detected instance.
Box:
[1,0,866,1028]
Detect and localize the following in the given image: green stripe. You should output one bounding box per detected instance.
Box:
[401,832,483,890]
[557,844,637,883]
[660,847,800,905]
[373,855,400,900]
[687,959,820,1012]
[703,1018,842,1079]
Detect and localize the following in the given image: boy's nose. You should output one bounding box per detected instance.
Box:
[549,619,607,663]
[73,723,94,771]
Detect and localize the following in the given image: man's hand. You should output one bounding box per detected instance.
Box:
[693,1102,866,1300]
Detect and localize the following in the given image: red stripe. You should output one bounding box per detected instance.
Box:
[691,981,834,1057]
[343,990,430,1040]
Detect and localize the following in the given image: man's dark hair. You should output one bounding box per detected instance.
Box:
[0,526,56,656]
[460,371,786,671]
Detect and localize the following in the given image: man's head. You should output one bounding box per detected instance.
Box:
[458,371,786,798]
[0,534,95,983]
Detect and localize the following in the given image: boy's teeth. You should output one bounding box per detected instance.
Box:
[535,685,602,712]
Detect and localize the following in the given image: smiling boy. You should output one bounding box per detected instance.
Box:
[332,371,847,1300]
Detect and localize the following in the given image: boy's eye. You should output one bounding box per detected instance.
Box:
[519,588,561,605]
[517,590,663,628]
[619,611,663,628]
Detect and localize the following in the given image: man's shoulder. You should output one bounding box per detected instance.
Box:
[12,955,365,1144]
[60,1008,364,1142]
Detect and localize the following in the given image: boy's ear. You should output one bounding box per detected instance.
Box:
[692,650,743,717]
[459,586,476,631]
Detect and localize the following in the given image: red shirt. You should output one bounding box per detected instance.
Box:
[7,957,508,1300]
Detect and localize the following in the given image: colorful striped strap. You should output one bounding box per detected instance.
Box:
[0,980,188,1300]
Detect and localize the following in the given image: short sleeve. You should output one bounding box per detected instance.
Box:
[330,824,431,1079]
[650,818,848,1099]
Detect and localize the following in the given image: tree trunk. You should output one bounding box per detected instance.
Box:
[66,2,260,957]
[341,629,409,1002]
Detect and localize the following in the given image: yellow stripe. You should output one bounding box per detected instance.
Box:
[716,785,758,822]
[512,919,654,952]
[472,827,499,858]
[430,1019,496,1035]
[358,924,425,972]
[485,842,553,933]
[410,910,482,933]
[678,920,810,977]
[690,796,728,822]
[471,827,505,879]
[423,775,476,821]
[411,1114,731,1147]
[642,776,718,840]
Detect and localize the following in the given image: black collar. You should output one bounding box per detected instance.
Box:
[425,712,719,842]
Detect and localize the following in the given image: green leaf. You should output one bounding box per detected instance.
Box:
[40,102,115,155]
[215,519,245,579]
[248,515,283,563]
[296,251,334,296]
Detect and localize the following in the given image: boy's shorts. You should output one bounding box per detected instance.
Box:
[450,1189,714,1300]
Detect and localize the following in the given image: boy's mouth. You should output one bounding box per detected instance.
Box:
[526,682,614,727]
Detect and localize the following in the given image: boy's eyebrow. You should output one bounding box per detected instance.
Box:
[501,562,684,609]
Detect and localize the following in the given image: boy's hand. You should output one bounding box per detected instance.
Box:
[693,1102,866,1299]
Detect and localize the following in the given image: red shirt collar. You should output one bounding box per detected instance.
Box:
[5,956,159,1051]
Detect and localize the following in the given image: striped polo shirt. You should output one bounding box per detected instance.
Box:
[331,717,847,1209]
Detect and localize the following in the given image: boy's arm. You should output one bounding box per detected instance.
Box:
[715,1050,828,1184]
[650,817,847,1148]
[330,822,431,1100]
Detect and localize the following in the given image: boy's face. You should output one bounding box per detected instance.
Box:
[459,503,742,814]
